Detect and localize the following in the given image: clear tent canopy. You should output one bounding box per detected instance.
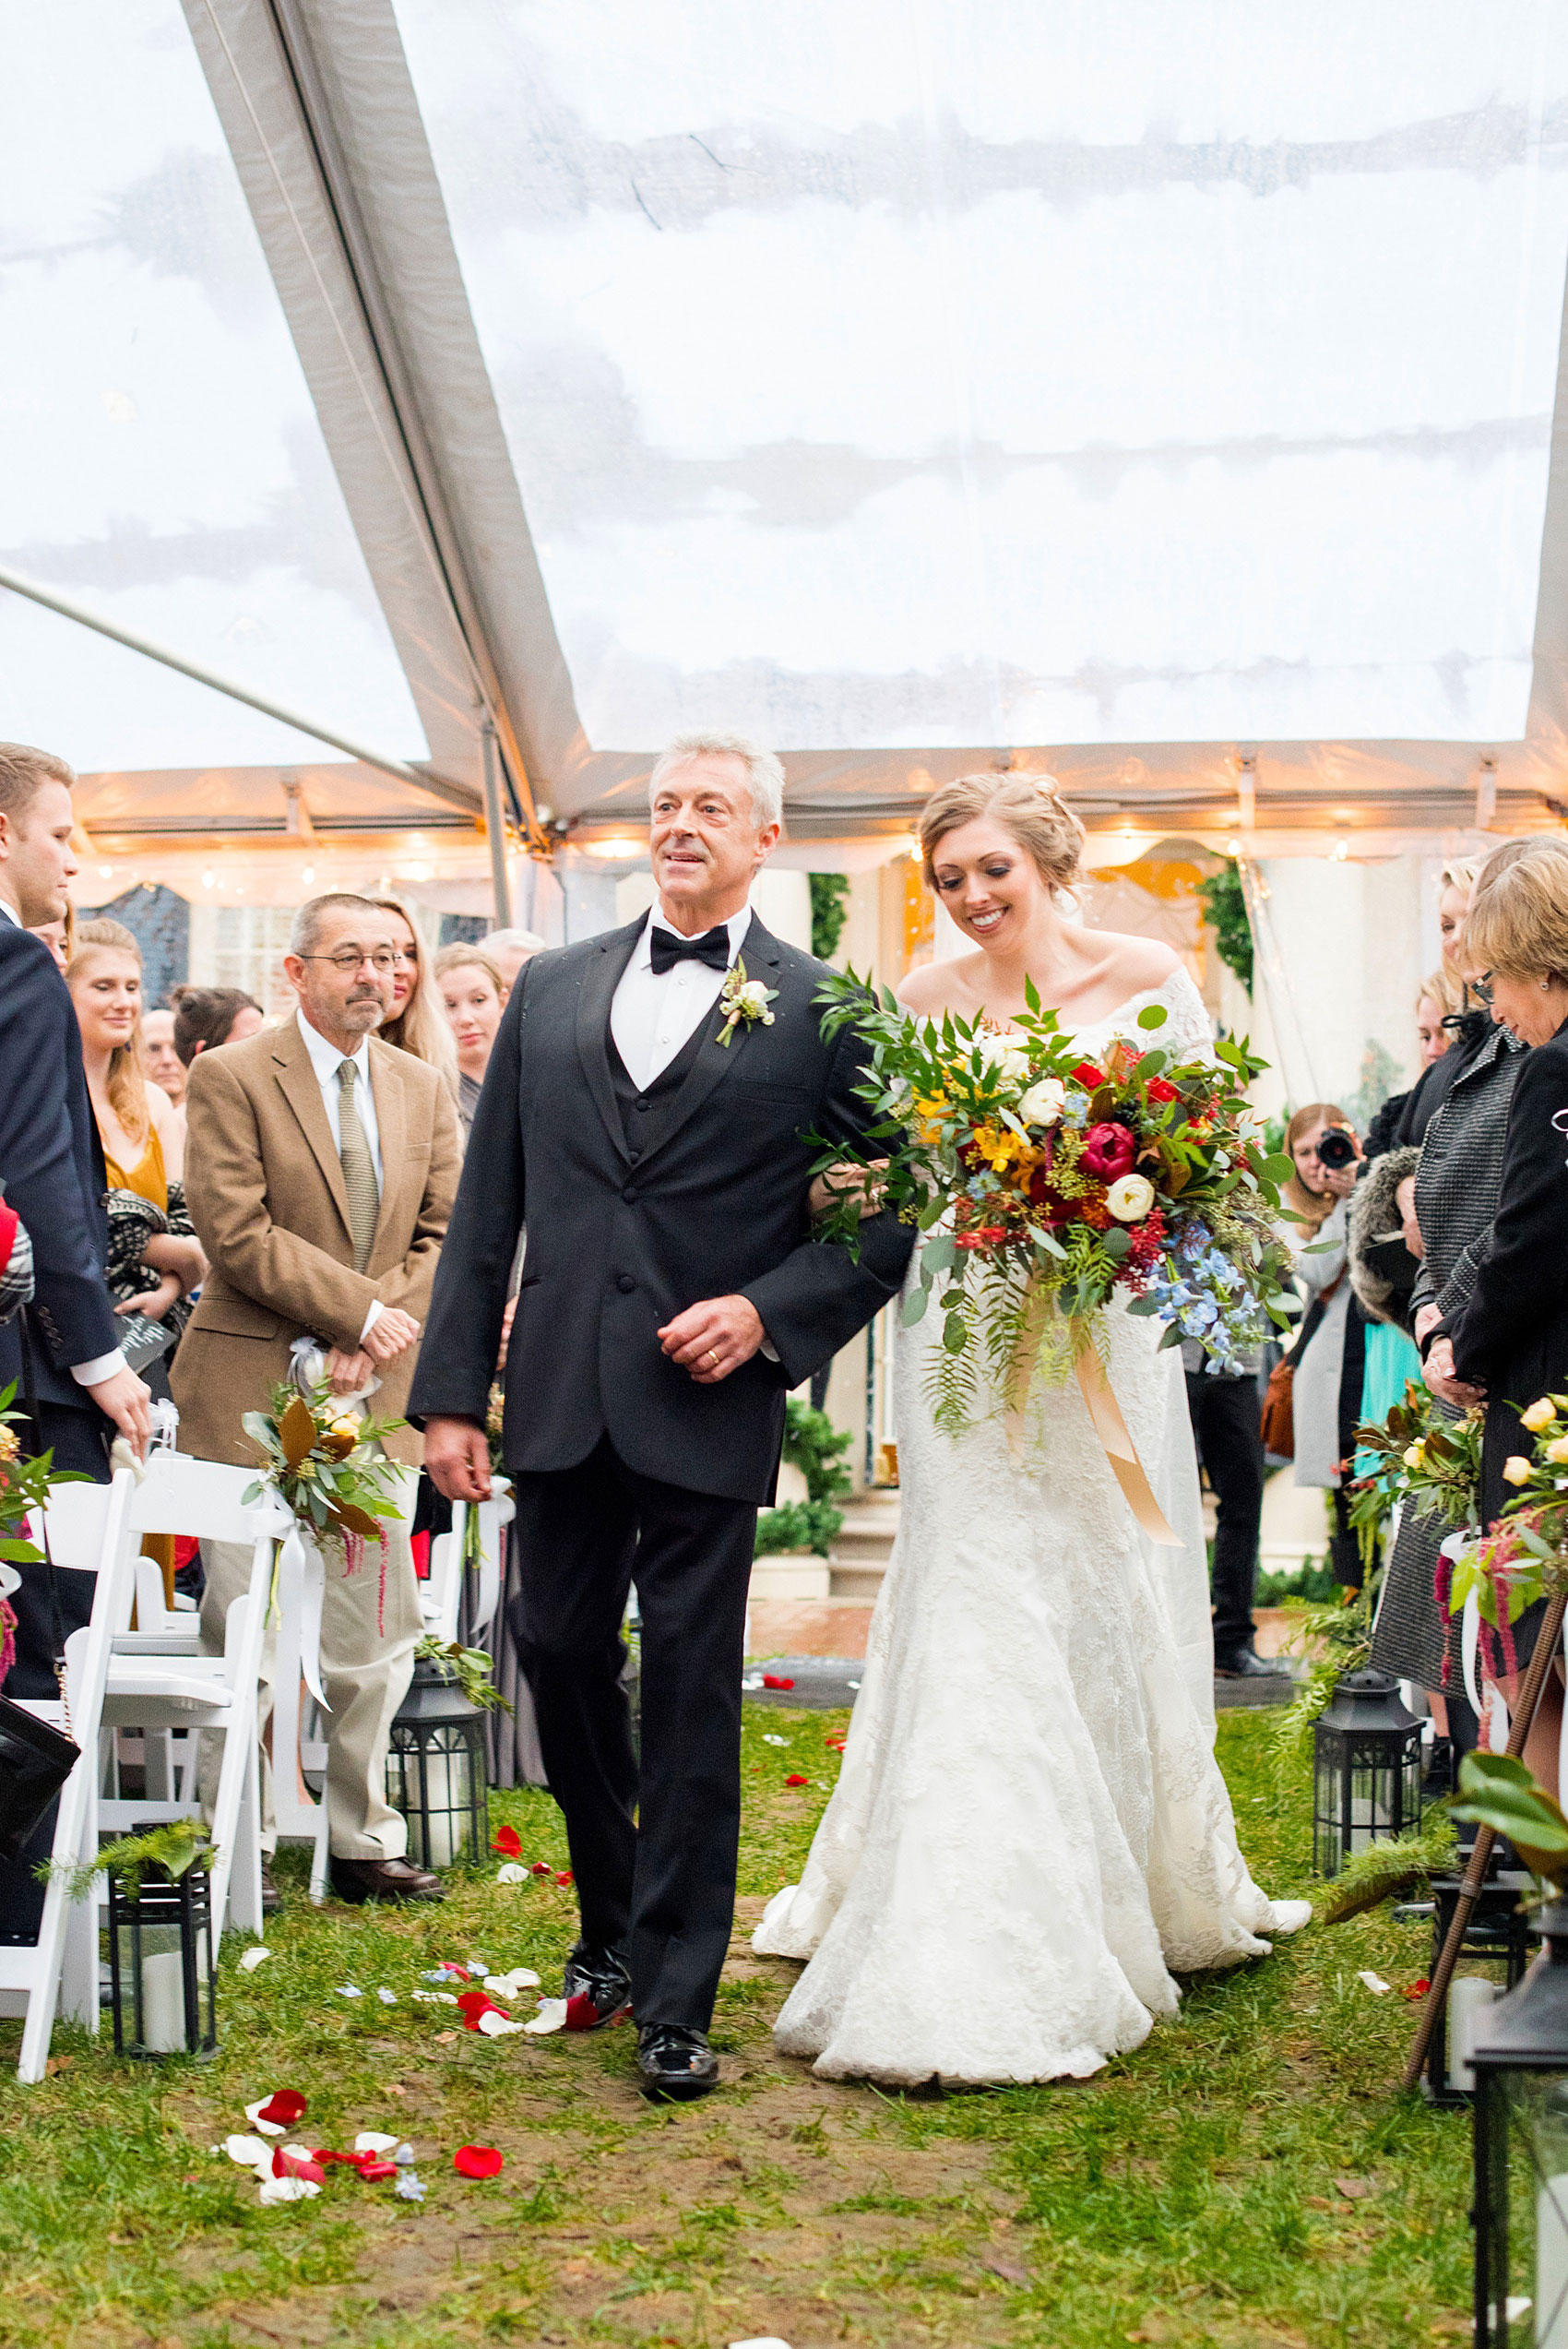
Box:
[6,0,1568,910]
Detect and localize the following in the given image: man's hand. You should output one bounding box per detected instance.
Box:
[659,1294,766,1384]
[325,1347,374,1395]
[1425,1336,1485,1409]
[1414,1302,1443,1345]
[362,1307,421,1364]
[423,1414,492,1504]
[84,1365,152,1458]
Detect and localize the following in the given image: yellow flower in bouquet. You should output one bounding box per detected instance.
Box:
[1523,1397,1561,1432]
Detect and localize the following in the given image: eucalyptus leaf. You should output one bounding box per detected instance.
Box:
[1100,1226,1132,1259]
[921,1235,958,1280]
[1136,1003,1169,1030]
[1158,1321,1184,1351]
[943,1313,968,1355]
[1124,1296,1163,1318]
[900,1285,931,1327]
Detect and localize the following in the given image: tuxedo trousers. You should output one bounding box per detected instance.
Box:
[509,1435,757,2032]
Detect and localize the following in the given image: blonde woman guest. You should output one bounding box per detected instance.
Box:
[1362,966,1467,1159]
[434,944,508,1140]
[362,891,458,1092]
[1283,1103,1365,1587]
[482,927,543,994]
[65,920,205,1366]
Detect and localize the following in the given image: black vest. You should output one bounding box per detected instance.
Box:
[607,1017,708,1159]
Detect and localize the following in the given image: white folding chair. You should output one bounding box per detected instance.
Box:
[427,1476,512,1647]
[270,1462,423,1906]
[3,1470,138,2085]
[94,1455,275,1954]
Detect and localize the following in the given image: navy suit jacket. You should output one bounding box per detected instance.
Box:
[0,919,119,1413]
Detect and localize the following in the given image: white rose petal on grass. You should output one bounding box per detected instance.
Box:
[354,2132,400,2154]
[1105,1174,1156,1223]
[335,1984,363,1998]
[495,1862,527,1884]
[523,1998,570,2035]
[1357,1971,1392,1996]
[376,1987,398,2005]
[486,1968,540,1998]
[258,2176,321,2206]
[224,2133,274,2169]
[238,1947,272,1973]
[477,2011,528,2037]
[762,1734,788,1747]
[412,1989,458,2006]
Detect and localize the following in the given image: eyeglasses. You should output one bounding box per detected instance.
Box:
[1471,973,1495,1006]
[300,949,398,974]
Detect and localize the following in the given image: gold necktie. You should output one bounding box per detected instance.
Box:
[337,1058,380,1272]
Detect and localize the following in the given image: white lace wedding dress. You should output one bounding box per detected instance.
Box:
[754,968,1310,2086]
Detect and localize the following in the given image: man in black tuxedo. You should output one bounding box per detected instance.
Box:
[414,732,911,2099]
[0,742,150,1941]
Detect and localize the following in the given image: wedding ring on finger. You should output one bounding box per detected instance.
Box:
[706,1348,720,1367]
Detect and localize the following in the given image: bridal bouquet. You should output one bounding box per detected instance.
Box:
[812,971,1297,1434]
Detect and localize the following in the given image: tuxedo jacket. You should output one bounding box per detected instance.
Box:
[409,916,914,1505]
[172,1017,459,1467]
[0,922,119,1414]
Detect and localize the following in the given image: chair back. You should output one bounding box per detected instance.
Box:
[129,1454,267,1544]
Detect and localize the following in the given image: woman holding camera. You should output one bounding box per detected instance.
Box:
[1282,1104,1366,1587]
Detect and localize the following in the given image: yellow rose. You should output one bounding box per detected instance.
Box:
[1402,1444,1424,1470]
[0,1425,18,1464]
[1503,1456,1534,1487]
[1521,1396,1559,1432]
[1547,1436,1568,1467]
[329,1417,361,1443]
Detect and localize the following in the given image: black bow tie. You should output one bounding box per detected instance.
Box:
[648,924,731,976]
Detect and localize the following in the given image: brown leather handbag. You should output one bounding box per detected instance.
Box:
[1260,1272,1344,1461]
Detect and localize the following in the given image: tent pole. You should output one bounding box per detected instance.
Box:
[481,723,511,926]
[0,561,480,818]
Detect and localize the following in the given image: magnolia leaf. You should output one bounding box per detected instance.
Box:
[1136,1004,1169,1030]
[1032,1229,1067,1259]
[279,1397,318,1473]
[241,1412,278,1450]
[332,1501,382,1542]
[900,1285,931,1328]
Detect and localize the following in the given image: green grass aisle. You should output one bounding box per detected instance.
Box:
[0,1709,1473,2347]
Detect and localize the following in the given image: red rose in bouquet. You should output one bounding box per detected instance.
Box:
[1080,1122,1136,1180]
[1070,1061,1106,1090]
[1146,1077,1180,1103]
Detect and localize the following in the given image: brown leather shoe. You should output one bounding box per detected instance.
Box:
[329,1855,445,1905]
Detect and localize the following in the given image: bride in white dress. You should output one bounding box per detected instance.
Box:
[754,773,1310,2087]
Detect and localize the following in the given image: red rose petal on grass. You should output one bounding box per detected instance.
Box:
[271,2147,326,2185]
[1400,1978,1431,2001]
[456,1989,509,2030]
[785,1773,809,1787]
[529,1861,553,1876]
[491,1825,522,1859]
[255,2090,308,2128]
[359,2160,398,2182]
[454,2144,504,2179]
[555,1871,574,1887]
[761,1674,795,1689]
[564,1993,602,2032]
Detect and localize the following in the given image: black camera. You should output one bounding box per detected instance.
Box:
[1314,1126,1358,1171]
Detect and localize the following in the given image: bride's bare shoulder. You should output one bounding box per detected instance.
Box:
[1086,929,1184,996]
[896,958,980,1017]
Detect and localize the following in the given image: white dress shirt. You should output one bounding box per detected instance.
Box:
[0,898,129,1386]
[295,1009,386,1344]
[610,904,753,1091]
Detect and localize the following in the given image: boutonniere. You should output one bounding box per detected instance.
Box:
[716,957,778,1048]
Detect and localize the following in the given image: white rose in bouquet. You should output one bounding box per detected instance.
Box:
[970,1031,1032,1089]
[1105,1173,1157,1223]
[1017,1077,1067,1127]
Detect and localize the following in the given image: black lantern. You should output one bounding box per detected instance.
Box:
[107,1861,217,2060]
[1312,1667,1422,1878]
[386,1655,489,1869]
[1403,1866,1536,2107]
[1470,1898,1568,2345]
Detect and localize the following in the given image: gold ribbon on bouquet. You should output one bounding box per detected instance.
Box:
[1003,1278,1182,1548]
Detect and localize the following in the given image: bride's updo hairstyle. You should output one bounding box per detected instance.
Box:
[919,773,1086,894]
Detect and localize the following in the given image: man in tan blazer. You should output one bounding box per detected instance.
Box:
[174,891,460,1904]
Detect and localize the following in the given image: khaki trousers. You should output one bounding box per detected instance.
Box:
[198,1514,422,1860]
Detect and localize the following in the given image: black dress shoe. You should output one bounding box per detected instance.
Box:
[637,2022,719,2102]
[1215,1645,1280,1679]
[563,1940,632,2027]
[329,1855,445,1905]
[260,1863,280,1918]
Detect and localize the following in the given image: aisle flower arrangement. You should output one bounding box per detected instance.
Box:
[1444,1394,1568,1685]
[812,971,1297,1433]
[0,1379,89,1687]
[242,1382,408,1637]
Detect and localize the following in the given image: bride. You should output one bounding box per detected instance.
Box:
[754,773,1309,2086]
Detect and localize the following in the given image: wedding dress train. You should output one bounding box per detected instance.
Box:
[754,970,1310,2086]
